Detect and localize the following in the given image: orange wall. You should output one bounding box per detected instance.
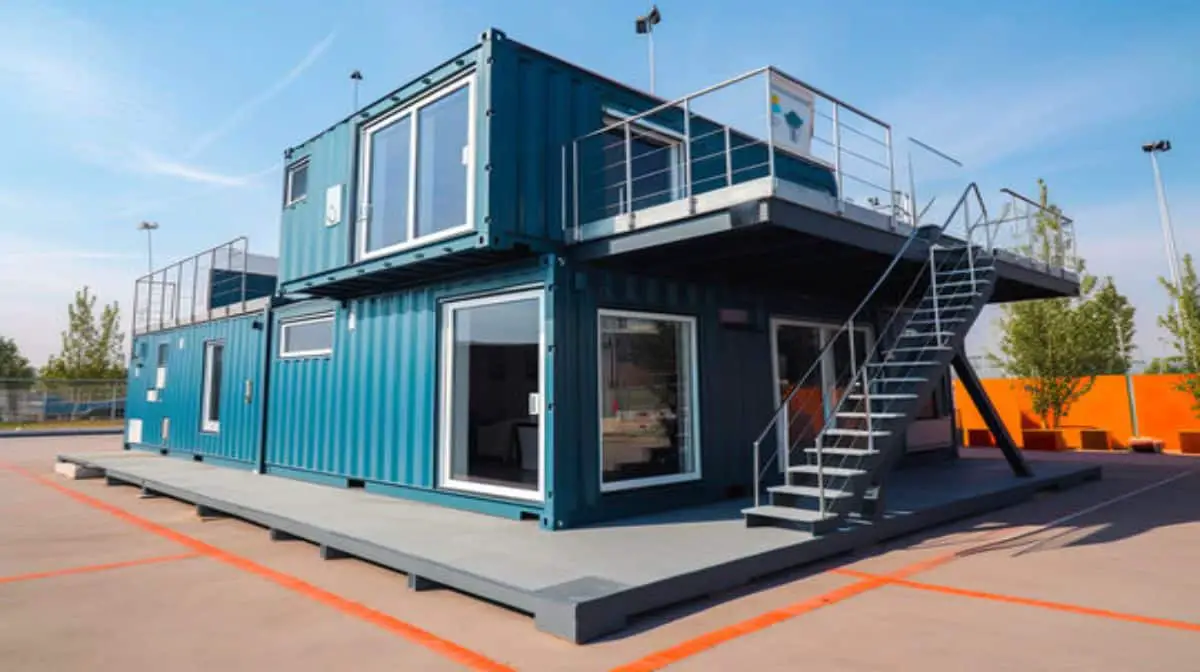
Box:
[953,374,1199,452]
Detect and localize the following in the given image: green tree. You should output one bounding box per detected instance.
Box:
[42,287,126,380]
[1145,356,1188,374]
[0,336,35,379]
[988,179,1123,428]
[1156,253,1200,415]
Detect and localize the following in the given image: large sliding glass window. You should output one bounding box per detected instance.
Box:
[440,289,544,501]
[359,76,475,259]
[598,310,700,491]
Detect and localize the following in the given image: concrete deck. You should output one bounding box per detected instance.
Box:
[57,450,1100,643]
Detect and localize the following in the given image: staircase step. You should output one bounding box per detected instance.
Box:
[788,465,868,478]
[900,331,955,341]
[890,346,953,353]
[934,279,990,288]
[769,484,855,499]
[837,411,903,419]
[847,393,917,401]
[823,427,891,438]
[908,317,968,325]
[938,266,994,276]
[864,376,926,384]
[913,306,970,315]
[803,446,880,457]
[742,505,841,533]
[869,360,938,367]
[924,291,982,301]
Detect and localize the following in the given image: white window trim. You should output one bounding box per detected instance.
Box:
[438,287,546,502]
[201,341,223,433]
[357,74,477,262]
[155,342,169,390]
[285,157,310,207]
[768,317,874,472]
[278,312,335,358]
[602,109,685,213]
[597,308,702,493]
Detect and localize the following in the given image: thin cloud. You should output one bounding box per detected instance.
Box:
[184,31,336,159]
[133,150,277,187]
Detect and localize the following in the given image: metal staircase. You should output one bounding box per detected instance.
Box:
[743,184,1000,534]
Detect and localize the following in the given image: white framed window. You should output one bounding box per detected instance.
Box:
[155,342,169,390]
[285,157,309,206]
[201,341,224,433]
[358,74,476,261]
[279,313,335,358]
[598,309,701,492]
[439,287,545,502]
[601,110,684,217]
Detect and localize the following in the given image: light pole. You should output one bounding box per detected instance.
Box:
[137,221,159,273]
[635,5,662,95]
[1143,140,1181,293]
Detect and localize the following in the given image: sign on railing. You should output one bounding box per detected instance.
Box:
[768,72,817,160]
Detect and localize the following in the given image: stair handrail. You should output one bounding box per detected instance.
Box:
[751,183,990,509]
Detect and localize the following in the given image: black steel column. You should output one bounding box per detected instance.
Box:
[951,348,1032,477]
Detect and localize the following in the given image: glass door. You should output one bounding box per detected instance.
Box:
[439,289,544,501]
[770,319,873,470]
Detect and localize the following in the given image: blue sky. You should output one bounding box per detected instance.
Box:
[1,0,1198,366]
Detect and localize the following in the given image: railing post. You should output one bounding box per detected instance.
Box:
[208,249,217,321]
[929,246,942,346]
[764,70,776,182]
[862,367,874,456]
[240,240,248,314]
[753,439,761,508]
[885,126,896,230]
[191,256,200,325]
[724,126,733,187]
[576,140,585,240]
[623,123,634,215]
[560,145,568,239]
[131,277,141,338]
[681,97,693,205]
[157,269,167,332]
[815,434,826,514]
[175,262,184,324]
[831,103,843,211]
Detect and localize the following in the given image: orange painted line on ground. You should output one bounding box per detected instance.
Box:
[833,568,1200,633]
[0,463,514,672]
[0,552,201,586]
[609,576,890,672]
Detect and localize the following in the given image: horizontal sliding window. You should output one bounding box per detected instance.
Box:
[359,76,475,260]
[279,314,334,358]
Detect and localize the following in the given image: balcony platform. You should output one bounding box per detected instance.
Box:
[59,449,1098,644]
[570,177,1080,303]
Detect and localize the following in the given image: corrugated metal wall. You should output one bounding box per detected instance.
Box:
[125,313,265,465]
[277,43,486,287]
[265,261,551,496]
[549,263,877,528]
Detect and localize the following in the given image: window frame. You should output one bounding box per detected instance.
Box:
[284,157,310,207]
[200,340,224,434]
[278,312,336,359]
[601,109,685,215]
[357,74,477,262]
[596,308,702,493]
[155,342,169,390]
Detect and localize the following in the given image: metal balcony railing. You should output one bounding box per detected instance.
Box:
[563,67,899,241]
[131,237,278,336]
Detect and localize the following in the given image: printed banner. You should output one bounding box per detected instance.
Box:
[769,72,816,159]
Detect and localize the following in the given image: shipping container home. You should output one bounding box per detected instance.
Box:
[124,28,1080,533]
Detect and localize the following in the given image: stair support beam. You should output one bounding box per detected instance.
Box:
[951,347,1032,477]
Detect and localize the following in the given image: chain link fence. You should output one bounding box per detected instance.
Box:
[0,378,126,427]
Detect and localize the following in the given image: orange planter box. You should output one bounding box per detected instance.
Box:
[1178,431,1200,455]
[1080,429,1111,451]
[1023,429,1069,451]
[966,428,995,447]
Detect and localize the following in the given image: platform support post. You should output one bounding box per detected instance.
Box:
[951,348,1032,477]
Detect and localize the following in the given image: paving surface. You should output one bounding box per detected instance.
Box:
[1,436,1197,671]
[56,446,1097,642]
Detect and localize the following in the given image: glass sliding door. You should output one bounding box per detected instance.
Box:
[439,289,543,500]
[770,319,872,468]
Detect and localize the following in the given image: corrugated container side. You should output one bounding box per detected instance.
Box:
[266,260,550,494]
[277,42,487,288]
[551,263,878,528]
[125,313,265,465]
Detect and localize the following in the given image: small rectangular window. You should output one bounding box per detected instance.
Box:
[285,158,309,206]
[155,343,169,389]
[201,341,224,433]
[279,313,335,357]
